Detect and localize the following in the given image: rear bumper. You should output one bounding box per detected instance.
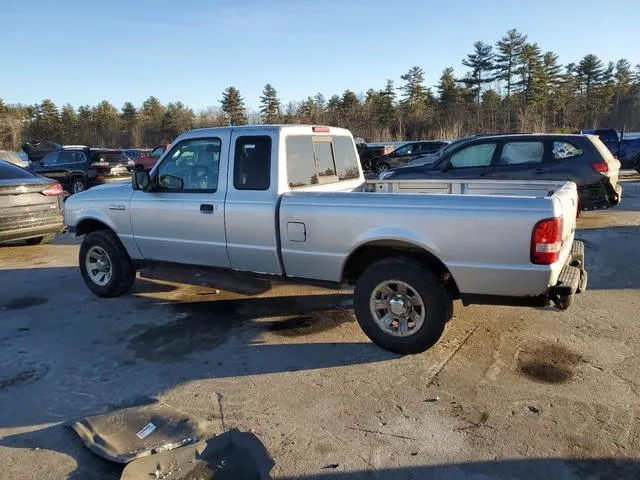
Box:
[0,220,64,243]
[461,240,587,309]
[578,179,621,209]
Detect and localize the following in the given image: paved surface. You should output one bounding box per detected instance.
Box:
[1,174,640,479]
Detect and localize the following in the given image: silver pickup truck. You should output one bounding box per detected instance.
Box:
[65,125,587,354]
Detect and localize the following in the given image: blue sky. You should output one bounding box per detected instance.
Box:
[1,0,638,111]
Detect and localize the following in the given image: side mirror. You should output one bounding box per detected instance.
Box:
[440,161,451,172]
[132,170,151,191]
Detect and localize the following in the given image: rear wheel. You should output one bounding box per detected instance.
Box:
[353,257,452,354]
[71,177,89,194]
[79,230,136,297]
[25,234,55,245]
[375,162,390,175]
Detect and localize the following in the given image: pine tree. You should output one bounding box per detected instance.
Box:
[614,59,632,121]
[399,66,428,115]
[59,104,78,144]
[163,101,195,141]
[494,29,527,130]
[220,87,247,125]
[259,84,280,124]
[141,96,166,146]
[515,43,542,105]
[576,54,604,127]
[31,99,60,140]
[377,80,397,132]
[462,41,495,130]
[120,102,139,147]
[93,100,119,146]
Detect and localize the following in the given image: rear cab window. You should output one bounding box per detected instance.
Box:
[286,134,360,189]
[233,136,271,190]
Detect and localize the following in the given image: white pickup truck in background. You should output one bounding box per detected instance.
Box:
[64,125,587,354]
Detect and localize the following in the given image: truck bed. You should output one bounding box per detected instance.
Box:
[365,178,569,197]
[279,180,578,298]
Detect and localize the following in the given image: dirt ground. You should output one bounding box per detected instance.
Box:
[1,174,640,479]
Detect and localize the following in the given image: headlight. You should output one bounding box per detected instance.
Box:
[379,171,393,180]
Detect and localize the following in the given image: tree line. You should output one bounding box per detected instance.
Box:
[1,29,639,150]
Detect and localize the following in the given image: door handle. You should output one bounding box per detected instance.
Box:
[200,204,214,214]
[535,168,544,174]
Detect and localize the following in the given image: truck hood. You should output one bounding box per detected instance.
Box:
[77,181,133,197]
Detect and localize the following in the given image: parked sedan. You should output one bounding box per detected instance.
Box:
[381,134,622,210]
[29,148,134,194]
[0,160,65,245]
[371,141,449,174]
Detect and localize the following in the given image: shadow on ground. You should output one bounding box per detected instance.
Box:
[283,458,640,479]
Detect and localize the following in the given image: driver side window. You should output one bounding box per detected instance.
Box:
[156,137,221,192]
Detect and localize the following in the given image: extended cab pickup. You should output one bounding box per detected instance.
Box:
[65,125,587,354]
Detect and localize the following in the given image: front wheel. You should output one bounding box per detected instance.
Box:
[79,230,136,298]
[353,257,452,355]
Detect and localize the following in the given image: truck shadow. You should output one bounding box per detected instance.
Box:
[575,225,640,289]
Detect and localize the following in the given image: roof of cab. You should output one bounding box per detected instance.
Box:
[178,125,353,139]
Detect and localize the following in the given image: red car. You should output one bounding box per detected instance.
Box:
[135,144,169,171]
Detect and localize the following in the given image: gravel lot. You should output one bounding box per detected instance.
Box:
[1,174,639,479]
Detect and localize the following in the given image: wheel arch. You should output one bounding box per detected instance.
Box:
[341,239,460,299]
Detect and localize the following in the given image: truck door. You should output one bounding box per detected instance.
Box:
[130,135,231,267]
[225,131,282,275]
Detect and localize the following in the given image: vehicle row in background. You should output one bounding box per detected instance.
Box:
[28,147,135,194]
[381,133,621,211]
[370,141,450,174]
[0,160,65,246]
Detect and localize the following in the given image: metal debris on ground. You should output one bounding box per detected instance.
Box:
[120,429,274,479]
[70,400,216,463]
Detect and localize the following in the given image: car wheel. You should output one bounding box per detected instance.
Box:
[25,234,56,245]
[79,230,136,298]
[353,257,453,355]
[71,177,89,194]
[375,163,390,175]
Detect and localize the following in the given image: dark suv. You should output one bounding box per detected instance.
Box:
[29,148,134,194]
[371,141,449,174]
[382,134,622,210]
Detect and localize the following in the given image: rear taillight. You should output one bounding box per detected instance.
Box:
[591,161,609,173]
[42,183,64,196]
[91,161,109,168]
[531,217,563,265]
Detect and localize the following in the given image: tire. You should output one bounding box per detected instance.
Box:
[71,177,89,194]
[353,257,453,355]
[79,230,136,298]
[375,163,390,175]
[25,233,56,245]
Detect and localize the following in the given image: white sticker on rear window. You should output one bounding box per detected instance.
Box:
[136,422,156,439]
